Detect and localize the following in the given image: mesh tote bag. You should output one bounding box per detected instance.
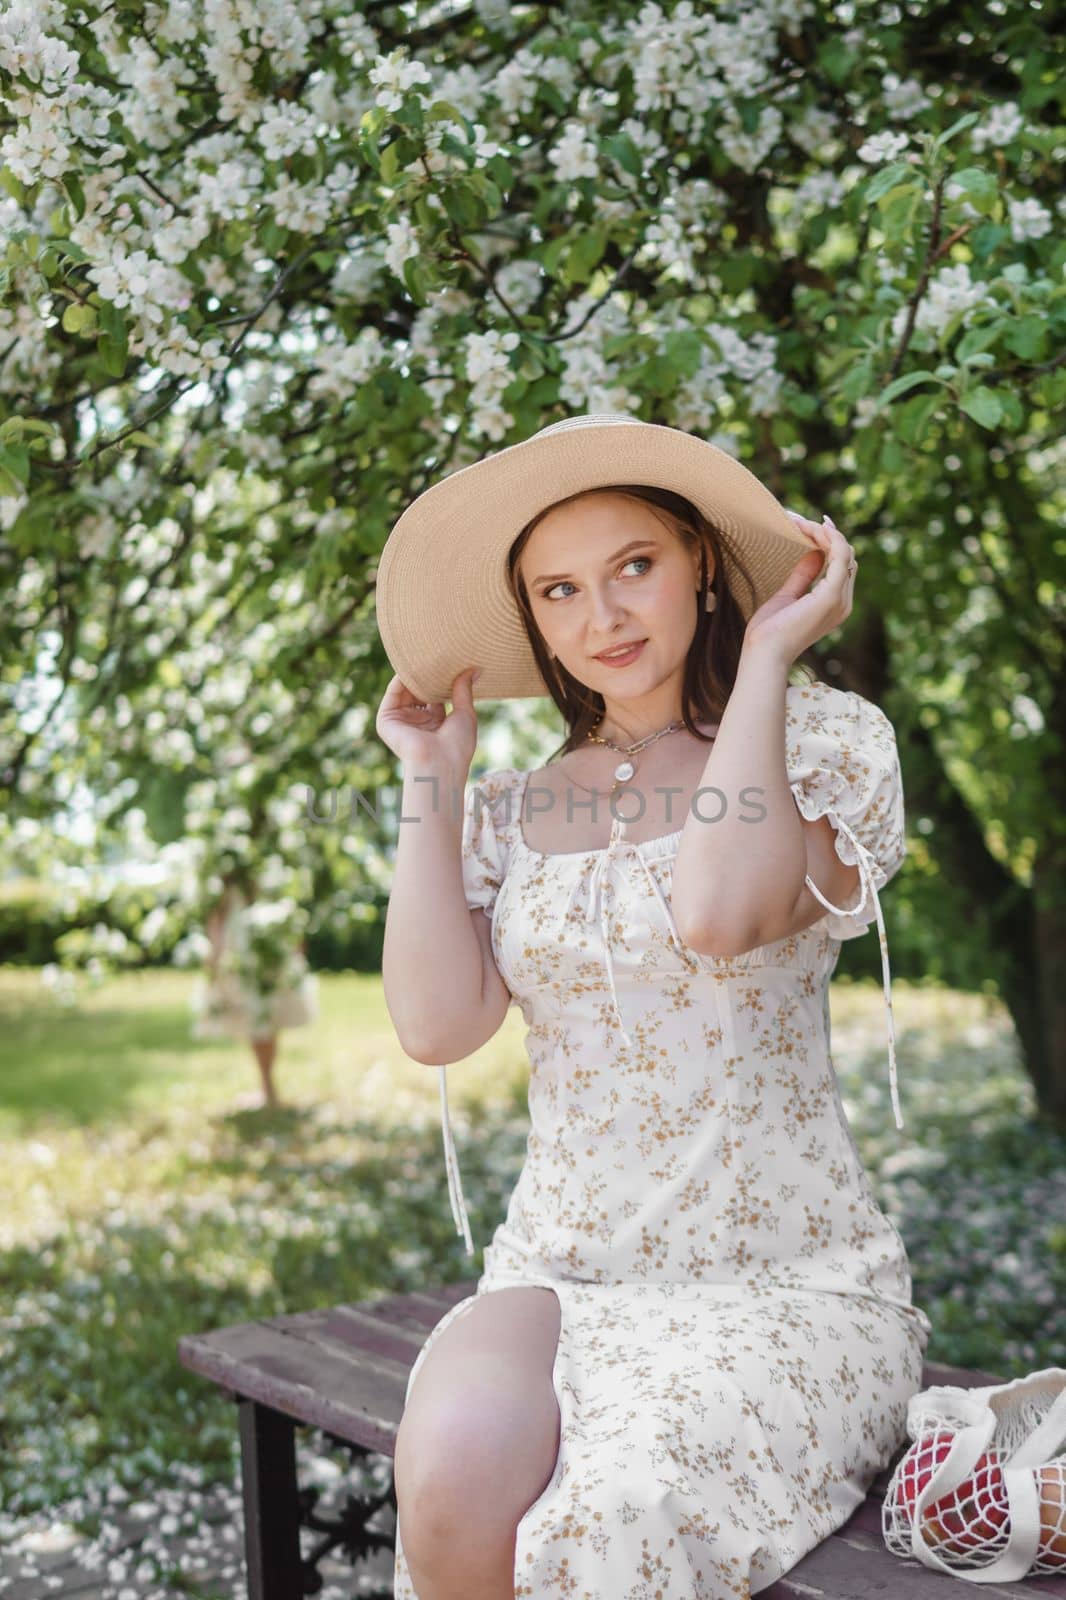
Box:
[882,1367,1066,1582]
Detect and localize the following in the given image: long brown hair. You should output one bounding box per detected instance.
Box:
[507,483,807,762]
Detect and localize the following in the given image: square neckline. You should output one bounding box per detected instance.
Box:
[509,765,686,861]
[503,688,832,861]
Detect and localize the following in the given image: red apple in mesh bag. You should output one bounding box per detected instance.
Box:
[897,1430,954,1518]
[1038,1464,1066,1567]
[897,1430,1009,1553]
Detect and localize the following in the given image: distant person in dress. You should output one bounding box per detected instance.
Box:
[191,871,317,1109]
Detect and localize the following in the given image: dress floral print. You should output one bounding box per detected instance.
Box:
[392,679,932,1599]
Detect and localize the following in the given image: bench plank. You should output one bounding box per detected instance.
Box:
[181,1316,409,1456]
[322,1304,438,1363]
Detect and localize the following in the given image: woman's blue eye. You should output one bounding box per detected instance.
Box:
[544,556,652,602]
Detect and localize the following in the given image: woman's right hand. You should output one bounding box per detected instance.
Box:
[376,666,482,772]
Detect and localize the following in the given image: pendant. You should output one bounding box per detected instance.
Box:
[614,760,635,782]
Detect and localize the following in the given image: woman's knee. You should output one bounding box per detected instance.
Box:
[396,1303,562,1563]
[396,1362,558,1532]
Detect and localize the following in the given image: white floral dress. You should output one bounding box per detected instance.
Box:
[393,679,932,1599]
[189,887,318,1041]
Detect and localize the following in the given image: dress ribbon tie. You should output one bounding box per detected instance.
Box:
[561,826,682,1051]
[802,815,903,1132]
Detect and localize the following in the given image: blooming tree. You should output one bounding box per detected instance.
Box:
[0,0,1063,1115]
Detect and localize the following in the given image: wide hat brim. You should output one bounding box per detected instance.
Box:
[376,412,822,704]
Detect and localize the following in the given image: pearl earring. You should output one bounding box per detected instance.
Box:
[704,587,717,613]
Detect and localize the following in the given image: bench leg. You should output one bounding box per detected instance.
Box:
[238,1399,303,1600]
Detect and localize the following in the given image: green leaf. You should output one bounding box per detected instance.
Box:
[62,302,89,333]
[260,219,289,254]
[946,166,999,215]
[425,100,469,130]
[877,369,943,405]
[661,329,704,379]
[379,141,402,184]
[969,220,1008,259]
[958,386,1003,428]
[123,431,157,448]
[838,357,875,404]
[62,172,85,220]
[633,353,677,398]
[393,98,424,132]
[441,182,482,229]
[48,236,88,265]
[933,111,981,150]
[878,432,906,474]
[412,193,437,230]
[993,388,1023,429]
[0,444,30,485]
[819,37,853,83]
[880,183,923,237]
[437,132,473,165]
[537,234,570,276]
[865,162,918,205]
[956,321,1005,362]
[358,130,381,172]
[602,133,642,179]
[1038,365,1066,409]
[485,153,514,191]
[0,166,25,205]
[564,225,608,285]
[895,389,943,446]
[789,391,820,419]
[717,252,756,293]
[97,300,126,340]
[401,254,429,305]
[99,332,128,378]
[0,417,54,442]
[1002,315,1048,362]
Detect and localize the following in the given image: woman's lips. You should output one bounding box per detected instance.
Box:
[593,639,647,667]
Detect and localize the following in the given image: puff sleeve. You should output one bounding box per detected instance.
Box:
[785,681,908,1131]
[460,768,511,916]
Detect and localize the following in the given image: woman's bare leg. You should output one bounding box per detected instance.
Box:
[250,1032,280,1107]
[394,1286,562,1600]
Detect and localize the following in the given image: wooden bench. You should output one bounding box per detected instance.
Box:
[178,1283,1066,1600]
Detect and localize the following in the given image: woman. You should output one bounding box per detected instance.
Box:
[376,413,930,1599]
[191,871,316,1109]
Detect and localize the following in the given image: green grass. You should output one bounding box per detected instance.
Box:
[0,967,531,1529]
[1,965,1063,1548]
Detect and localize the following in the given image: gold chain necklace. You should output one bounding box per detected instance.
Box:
[566,718,689,800]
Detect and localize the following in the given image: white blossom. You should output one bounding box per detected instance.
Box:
[971,101,1024,150]
[1007,195,1052,242]
[383,216,420,279]
[857,129,911,164]
[890,260,990,340]
[548,123,599,182]
[368,48,433,114]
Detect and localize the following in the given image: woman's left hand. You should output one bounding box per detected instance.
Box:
[741,511,858,666]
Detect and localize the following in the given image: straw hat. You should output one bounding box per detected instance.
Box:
[375,412,824,704]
